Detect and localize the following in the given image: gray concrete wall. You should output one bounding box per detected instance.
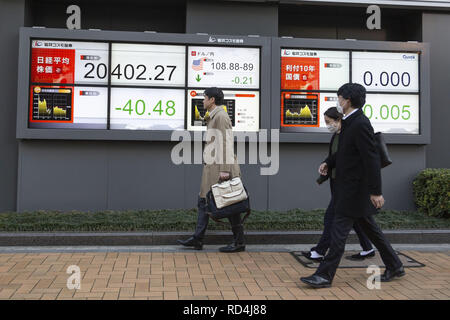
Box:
[17,141,270,211]
[16,141,425,212]
[0,0,25,211]
[267,145,425,211]
[186,0,278,36]
[278,5,422,41]
[422,13,450,169]
[29,0,186,33]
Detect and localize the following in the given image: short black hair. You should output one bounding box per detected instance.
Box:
[337,83,366,108]
[324,107,343,121]
[204,87,224,105]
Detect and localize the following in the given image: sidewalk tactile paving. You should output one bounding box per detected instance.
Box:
[291,250,426,268]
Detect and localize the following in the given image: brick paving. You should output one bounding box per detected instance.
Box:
[0,251,449,300]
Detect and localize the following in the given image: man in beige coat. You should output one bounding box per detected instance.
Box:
[177,87,244,252]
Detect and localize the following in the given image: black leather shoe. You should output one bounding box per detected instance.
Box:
[381,266,405,282]
[177,237,203,250]
[301,251,324,262]
[219,243,246,253]
[345,250,376,261]
[300,275,331,288]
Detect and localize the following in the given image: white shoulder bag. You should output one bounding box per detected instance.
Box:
[210,177,248,209]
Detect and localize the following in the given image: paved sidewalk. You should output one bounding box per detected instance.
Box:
[0,246,449,300]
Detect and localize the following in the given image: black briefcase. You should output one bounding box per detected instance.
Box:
[374,132,393,168]
[206,186,251,224]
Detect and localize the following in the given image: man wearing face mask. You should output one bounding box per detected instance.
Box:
[301,83,404,288]
[302,107,375,262]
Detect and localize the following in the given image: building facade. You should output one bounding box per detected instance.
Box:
[1,0,449,212]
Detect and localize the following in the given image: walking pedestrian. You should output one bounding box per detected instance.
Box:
[301,83,405,288]
[177,87,245,252]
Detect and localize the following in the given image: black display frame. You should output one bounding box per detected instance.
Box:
[17,27,269,141]
[272,37,430,144]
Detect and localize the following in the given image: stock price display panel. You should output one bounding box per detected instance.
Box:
[30,40,109,85]
[28,39,261,133]
[110,43,185,87]
[188,46,260,89]
[110,88,185,130]
[30,86,73,122]
[29,40,109,129]
[187,46,260,132]
[108,43,186,131]
[187,90,259,132]
[29,85,108,129]
[280,49,349,132]
[281,49,349,91]
[281,92,340,129]
[279,48,421,135]
[353,51,420,134]
[363,94,419,134]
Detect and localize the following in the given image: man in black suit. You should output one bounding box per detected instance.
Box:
[301,83,405,288]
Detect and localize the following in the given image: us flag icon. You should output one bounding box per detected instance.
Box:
[192,58,204,71]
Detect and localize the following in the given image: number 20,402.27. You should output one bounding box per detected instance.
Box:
[84,63,177,81]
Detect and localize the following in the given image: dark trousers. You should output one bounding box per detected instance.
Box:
[312,196,373,256]
[193,196,244,244]
[314,213,403,282]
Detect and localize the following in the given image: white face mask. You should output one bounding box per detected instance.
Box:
[327,124,339,133]
[337,99,346,114]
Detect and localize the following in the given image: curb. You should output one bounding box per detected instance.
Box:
[0,230,448,246]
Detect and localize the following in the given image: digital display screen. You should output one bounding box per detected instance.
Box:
[281,92,320,127]
[352,52,419,92]
[31,40,109,85]
[30,40,109,129]
[28,39,261,132]
[188,46,260,89]
[110,88,185,130]
[30,85,73,122]
[280,48,421,135]
[362,94,419,134]
[29,85,108,129]
[110,43,185,86]
[281,49,349,91]
[187,90,259,132]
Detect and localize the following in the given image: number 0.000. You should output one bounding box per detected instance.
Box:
[363,71,411,87]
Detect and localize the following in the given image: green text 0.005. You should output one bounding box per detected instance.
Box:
[363,104,411,121]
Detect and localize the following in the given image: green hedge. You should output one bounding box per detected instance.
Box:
[0,209,449,232]
[413,168,450,218]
